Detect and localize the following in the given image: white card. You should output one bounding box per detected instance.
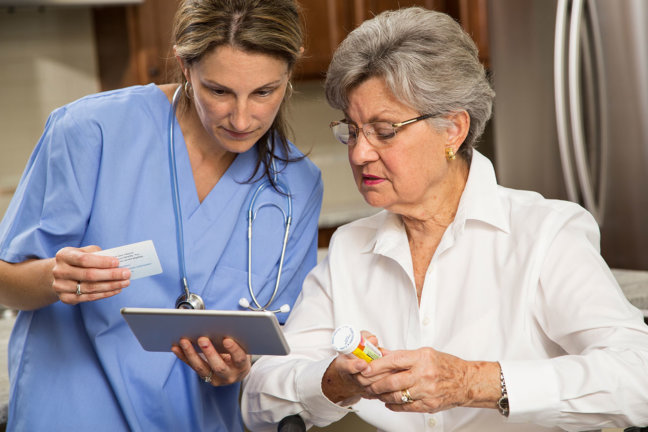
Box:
[95,240,163,280]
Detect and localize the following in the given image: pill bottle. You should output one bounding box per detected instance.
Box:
[332,325,382,363]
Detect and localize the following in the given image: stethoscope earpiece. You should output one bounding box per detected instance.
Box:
[239,297,290,314]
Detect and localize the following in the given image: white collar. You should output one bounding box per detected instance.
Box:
[362,151,510,259]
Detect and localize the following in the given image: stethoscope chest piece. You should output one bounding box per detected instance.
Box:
[175,291,205,310]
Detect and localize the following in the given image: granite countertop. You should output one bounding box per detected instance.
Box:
[0,310,15,424]
[611,268,648,314]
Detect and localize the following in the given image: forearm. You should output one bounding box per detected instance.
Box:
[502,347,648,428]
[242,356,349,430]
[243,260,352,430]
[0,258,58,310]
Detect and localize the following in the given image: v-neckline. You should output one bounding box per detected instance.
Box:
[156,85,258,221]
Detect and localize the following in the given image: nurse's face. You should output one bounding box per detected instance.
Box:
[184,45,289,154]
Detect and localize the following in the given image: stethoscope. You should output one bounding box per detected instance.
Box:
[168,85,292,313]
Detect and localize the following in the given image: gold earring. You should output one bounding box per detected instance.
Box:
[184,81,193,99]
[445,146,456,161]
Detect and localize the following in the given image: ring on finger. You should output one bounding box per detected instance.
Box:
[202,370,213,383]
[401,389,414,404]
[76,282,83,296]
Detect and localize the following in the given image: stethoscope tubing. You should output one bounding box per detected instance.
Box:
[169,86,191,299]
[168,85,292,312]
[246,181,292,311]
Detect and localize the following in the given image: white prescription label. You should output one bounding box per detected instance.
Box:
[94,240,162,280]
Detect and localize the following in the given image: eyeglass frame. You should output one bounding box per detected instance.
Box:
[329,113,437,146]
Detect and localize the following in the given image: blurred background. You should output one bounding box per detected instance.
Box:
[0,1,646,431]
[0,0,494,250]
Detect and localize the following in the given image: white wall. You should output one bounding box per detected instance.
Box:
[0,6,100,217]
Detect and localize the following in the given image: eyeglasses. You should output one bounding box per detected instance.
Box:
[329,114,435,147]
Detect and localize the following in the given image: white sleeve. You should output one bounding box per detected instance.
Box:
[503,208,648,430]
[241,255,353,431]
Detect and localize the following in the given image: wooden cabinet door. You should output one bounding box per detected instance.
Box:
[93,0,180,91]
[93,0,488,89]
[297,0,488,79]
[297,0,351,79]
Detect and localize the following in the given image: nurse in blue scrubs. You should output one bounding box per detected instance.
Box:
[0,1,322,430]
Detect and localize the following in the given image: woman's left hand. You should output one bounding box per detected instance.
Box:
[358,347,500,413]
[172,336,251,386]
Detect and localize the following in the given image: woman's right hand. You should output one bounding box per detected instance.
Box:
[51,245,131,305]
[321,331,385,406]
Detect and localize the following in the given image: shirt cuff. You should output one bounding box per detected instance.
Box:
[500,360,561,425]
[295,355,356,423]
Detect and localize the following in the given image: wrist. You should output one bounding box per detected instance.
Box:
[461,361,502,408]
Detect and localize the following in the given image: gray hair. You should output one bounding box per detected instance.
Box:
[325,7,494,160]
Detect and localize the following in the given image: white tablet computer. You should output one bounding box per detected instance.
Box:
[120,307,290,355]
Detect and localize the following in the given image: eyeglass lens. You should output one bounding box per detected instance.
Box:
[331,122,396,145]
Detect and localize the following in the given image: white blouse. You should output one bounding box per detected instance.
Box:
[242,152,648,432]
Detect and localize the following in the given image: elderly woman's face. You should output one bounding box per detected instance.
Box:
[345,77,452,215]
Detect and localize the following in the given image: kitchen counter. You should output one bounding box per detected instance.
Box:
[0,310,15,426]
[0,269,646,427]
[612,268,648,315]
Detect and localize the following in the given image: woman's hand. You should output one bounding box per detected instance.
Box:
[360,347,501,413]
[172,337,252,386]
[51,245,131,305]
[321,331,387,405]
[321,352,371,406]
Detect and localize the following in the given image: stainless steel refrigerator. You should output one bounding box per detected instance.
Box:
[488,0,648,270]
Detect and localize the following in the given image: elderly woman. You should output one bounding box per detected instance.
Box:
[242,7,648,432]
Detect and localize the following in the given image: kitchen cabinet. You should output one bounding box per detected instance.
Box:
[92,0,488,90]
[93,0,181,90]
[298,0,489,79]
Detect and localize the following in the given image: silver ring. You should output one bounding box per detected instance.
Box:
[75,282,82,296]
[202,370,213,383]
[401,389,414,403]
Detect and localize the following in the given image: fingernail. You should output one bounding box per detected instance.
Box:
[122,269,130,279]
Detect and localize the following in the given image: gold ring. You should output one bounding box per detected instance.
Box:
[76,282,82,296]
[401,389,414,403]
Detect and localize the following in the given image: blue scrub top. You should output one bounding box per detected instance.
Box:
[0,84,323,431]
